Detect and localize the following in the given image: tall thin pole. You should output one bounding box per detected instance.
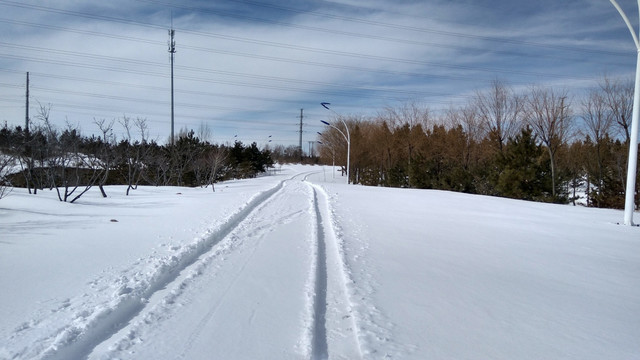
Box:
[610,0,640,225]
[299,108,304,159]
[169,27,176,146]
[342,117,351,184]
[25,71,29,132]
[624,50,640,225]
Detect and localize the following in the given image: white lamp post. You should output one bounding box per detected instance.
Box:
[320,102,350,184]
[610,0,640,225]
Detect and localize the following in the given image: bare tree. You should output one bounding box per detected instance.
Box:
[378,102,430,187]
[205,145,228,192]
[35,107,96,203]
[370,119,395,186]
[34,103,62,193]
[140,142,171,186]
[197,122,213,143]
[380,101,430,130]
[14,124,41,194]
[526,86,573,198]
[33,103,57,192]
[118,116,149,195]
[474,79,524,153]
[600,76,633,142]
[57,122,89,202]
[581,87,616,206]
[443,104,483,170]
[0,150,13,199]
[94,118,116,198]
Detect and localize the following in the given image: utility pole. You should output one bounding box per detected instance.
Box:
[168,26,176,146]
[299,108,304,160]
[25,71,29,132]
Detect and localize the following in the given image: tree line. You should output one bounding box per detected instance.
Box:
[0,107,274,202]
[317,77,637,209]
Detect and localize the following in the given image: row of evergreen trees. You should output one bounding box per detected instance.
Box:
[317,78,637,209]
[0,117,273,202]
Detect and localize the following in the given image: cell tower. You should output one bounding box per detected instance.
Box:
[168,26,176,146]
[299,108,303,159]
[25,72,29,132]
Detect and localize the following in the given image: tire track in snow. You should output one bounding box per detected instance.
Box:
[310,187,329,359]
[175,223,264,359]
[34,173,314,360]
[306,180,363,359]
[97,175,317,359]
[173,178,310,359]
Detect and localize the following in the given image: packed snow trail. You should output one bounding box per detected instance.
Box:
[308,182,363,360]
[3,165,639,359]
[19,178,287,360]
[84,173,362,359]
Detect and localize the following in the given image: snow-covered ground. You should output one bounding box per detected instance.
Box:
[0,165,638,359]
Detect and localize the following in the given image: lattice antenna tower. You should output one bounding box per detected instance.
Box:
[168,16,176,146]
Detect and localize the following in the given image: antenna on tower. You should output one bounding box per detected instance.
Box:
[25,71,29,133]
[168,15,176,146]
[299,108,304,160]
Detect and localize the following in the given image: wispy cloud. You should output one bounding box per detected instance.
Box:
[0,0,635,146]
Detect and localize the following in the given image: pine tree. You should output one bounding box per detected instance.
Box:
[496,127,551,201]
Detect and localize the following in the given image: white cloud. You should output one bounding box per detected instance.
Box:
[0,0,635,146]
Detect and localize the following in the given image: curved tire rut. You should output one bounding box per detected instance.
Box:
[35,171,363,360]
[39,175,298,360]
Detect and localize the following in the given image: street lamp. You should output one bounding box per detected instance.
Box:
[320,102,351,183]
[610,0,640,225]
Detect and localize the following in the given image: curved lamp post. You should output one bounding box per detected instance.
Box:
[610,0,640,225]
[320,102,350,184]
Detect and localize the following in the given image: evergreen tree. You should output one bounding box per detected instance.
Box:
[587,136,626,208]
[496,127,551,201]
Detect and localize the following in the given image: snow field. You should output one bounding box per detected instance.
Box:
[88,170,366,359]
[0,173,289,359]
[322,184,640,359]
[312,178,416,358]
[1,165,639,359]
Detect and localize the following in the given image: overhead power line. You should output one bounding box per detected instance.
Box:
[132,0,630,58]
[0,0,634,145]
[0,0,629,67]
[0,38,605,91]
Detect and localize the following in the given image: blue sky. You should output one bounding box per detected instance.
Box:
[0,0,637,148]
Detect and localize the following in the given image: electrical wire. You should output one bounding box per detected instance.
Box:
[0,1,627,79]
[0,0,634,145]
[134,0,631,58]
